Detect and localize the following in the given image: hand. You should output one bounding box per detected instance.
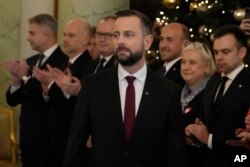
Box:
[185,118,209,145]
[237,130,250,150]
[58,76,82,96]
[4,59,29,85]
[47,64,63,80]
[55,69,72,88]
[245,115,250,132]
[239,19,250,35]
[33,66,54,86]
[237,131,250,143]
[235,128,245,135]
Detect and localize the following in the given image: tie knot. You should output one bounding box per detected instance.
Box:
[221,76,229,83]
[100,58,106,64]
[126,76,136,85]
[39,53,45,59]
[67,62,73,69]
[38,53,45,67]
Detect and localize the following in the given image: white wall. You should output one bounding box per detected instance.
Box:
[20,0,55,58]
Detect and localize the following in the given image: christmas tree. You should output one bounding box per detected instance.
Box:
[131,0,250,69]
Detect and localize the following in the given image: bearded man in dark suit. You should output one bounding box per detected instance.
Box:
[63,10,186,167]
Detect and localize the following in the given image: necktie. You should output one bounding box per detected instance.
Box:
[159,66,167,77]
[214,76,229,107]
[67,62,73,70]
[95,58,106,73]
[38,54,45,68]
[124,76,136,142]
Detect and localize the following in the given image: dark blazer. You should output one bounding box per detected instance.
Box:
[88,56,116,74]
[6,46,68,150]
[63,67,187,167]
[157,59,185,87]
[201,67,250,167]
[47,50,92,167]
[182,91,205,167]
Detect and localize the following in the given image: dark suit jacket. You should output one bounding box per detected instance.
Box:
[157,59,185,88]
[201,67,250,167]
[182,91,205,167]
[88,56,116,74]
[6,46,68,150]
[63,67,187,167]
[47,50,92,165]
[183,91,204,126]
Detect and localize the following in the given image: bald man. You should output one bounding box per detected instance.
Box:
[158,22,190,87]
[33,18,93,167]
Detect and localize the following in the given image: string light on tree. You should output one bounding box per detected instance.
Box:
[189,2,198,11]
[153,0,249,43]
[148,0,250,67]
[197,1,209,13]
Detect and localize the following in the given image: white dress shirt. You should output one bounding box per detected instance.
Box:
[118,63,147,120]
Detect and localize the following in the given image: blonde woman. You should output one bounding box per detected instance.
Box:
[180,42,216,167]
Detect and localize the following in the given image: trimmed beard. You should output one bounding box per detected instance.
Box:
[115,45,143,66]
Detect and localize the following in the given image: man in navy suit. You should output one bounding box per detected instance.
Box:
[185,25,250,167]
[63,10,186,167]
[158,23,190,87]
[5,14,68,167]
[33,18,93,167]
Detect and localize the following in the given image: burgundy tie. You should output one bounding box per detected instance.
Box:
[124,76,136,142]
[67,62,73,70]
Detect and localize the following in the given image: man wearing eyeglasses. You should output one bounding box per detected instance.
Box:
[89,16,117,74]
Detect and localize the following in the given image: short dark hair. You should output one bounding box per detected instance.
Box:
[116,9,152,36]
[29,14,57,37]
[213,25,247,49]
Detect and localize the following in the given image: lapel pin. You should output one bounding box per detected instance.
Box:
[184,107,192,114]
[145,91,149,95]
[238,84,242,88]
[173,68,176,71]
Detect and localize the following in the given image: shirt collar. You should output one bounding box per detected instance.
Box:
[118,63,147,83]
[222,64,245,80]
[42,44,58,58]
[100,54,113,62]
[69,52,82,64]
[164,57,181,71]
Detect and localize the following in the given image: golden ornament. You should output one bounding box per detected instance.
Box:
[233,8,245,21]
[162,0,181,9]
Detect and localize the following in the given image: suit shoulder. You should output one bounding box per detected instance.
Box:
[83,67,116,83]
[148,69,181,91]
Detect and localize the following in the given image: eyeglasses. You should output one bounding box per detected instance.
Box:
[95,32,113,40]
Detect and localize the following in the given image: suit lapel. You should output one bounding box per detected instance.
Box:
[128,69,156,143]
[210,68,250,123]
[41,47,68,70]
[165,60,181,78]
[106,68,126,142]
[104,56,115,69]
[205,77,220,124]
